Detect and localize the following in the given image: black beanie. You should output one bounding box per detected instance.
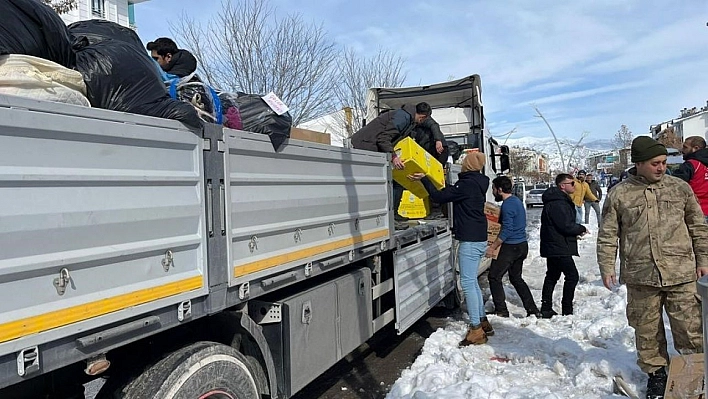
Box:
[631,136,667,163]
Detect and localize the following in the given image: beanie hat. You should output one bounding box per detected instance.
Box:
[461,151,485,172]
[631,136,667,163]
[577,170,587,176]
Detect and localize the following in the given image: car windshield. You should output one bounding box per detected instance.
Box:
[529,189,545,195]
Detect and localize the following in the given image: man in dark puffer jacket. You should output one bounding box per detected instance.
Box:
[147,37,197,78]
[539,173,587,318]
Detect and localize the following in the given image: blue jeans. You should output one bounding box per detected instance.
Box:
[575,206,583,224]
[458,241,487,326]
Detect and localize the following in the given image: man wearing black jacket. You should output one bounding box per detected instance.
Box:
[410,117,448,164]
[147,37,198,78]
[539,173,587,318]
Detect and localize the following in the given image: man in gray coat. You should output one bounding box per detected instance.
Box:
[351,102,431,227]
[584,173,602,225]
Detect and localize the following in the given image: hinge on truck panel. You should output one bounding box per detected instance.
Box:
[177,300,192,322]
[53,268,71,296]
[238,282,250,300]
[304,262,313,277]
[202,138,211,151]
[17,347,39,377]
[161,250,174,272]
[217,140,226,152]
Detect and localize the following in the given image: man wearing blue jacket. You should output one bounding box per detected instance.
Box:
[486,176,541,318]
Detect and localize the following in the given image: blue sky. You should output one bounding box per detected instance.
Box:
[135,0,708,141]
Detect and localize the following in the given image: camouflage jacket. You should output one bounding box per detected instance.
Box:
[597,173,708,287]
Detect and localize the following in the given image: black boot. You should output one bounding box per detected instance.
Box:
[646,367,667,399]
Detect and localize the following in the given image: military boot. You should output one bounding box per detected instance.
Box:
[646,367,667,399]
[459,324,487,346]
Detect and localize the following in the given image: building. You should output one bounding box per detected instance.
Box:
[650,102,708,143]
[59,0,150,29]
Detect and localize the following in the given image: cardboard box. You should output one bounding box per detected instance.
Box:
[391,137,445,198]
[665,353,705,399]
[487,220,502,260]
[485,202,501,223]
[398,190,431,219]
[290,127,331,145]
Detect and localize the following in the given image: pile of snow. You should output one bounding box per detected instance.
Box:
[387,213,662,398]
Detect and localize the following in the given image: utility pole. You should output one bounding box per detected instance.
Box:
[566,131,590,171]
[532,105,566,172]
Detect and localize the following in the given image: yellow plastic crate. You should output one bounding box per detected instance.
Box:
[391,137,445,198]
[398,190,431,219]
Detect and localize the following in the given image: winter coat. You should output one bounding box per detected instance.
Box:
[351,104,417,153]
[568,179,598,206]
[163,49,197,78]
[421,171,489,242]
[540,186,586,258]
[587,180,602,201]
[411,117,446,159]
[597,172,708,287]
[673,148,708,215]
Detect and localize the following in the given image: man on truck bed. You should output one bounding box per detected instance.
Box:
[351,102,432,227]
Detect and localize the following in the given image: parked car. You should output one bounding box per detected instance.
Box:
[525,188,545,208]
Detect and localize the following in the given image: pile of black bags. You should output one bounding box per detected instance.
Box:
[0,0,295,148]
[0,1,201,131]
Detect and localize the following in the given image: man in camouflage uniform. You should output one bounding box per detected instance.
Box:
[597,136,708,399]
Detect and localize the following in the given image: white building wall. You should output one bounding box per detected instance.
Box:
[681,113,708,139]
[59,0,138,28]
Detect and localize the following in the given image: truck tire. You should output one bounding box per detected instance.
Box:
[102,341,259,399]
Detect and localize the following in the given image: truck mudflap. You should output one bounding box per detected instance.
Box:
[224,129,390,287]
[393,228,454,334]
[0,97,208,356]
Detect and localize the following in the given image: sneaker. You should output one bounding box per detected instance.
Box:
[540,309,558,319]
[480,319,495,336]
[459,324,488,346]
[646,367,667,399]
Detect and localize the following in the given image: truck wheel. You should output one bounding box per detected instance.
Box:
[104,342,259,399]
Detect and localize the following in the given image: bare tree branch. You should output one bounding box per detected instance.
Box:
[43,0,77,14]
[328,47,407,141]
[170,0,338,125]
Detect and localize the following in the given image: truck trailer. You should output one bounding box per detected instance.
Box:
[0,75,507,398]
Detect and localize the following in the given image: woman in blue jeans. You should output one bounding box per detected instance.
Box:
[410,151,491,345]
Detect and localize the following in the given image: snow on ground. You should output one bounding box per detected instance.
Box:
[387,206,660,399]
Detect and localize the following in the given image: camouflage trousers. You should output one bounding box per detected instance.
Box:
[626,282,703,373]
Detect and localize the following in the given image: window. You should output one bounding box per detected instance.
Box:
[128,3,135,27]
[92,0,104,17]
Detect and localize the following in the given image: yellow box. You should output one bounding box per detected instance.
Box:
[392,137,445,198]
[398,190,431,219]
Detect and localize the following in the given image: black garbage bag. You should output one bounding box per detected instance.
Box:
[167,78,222,125]
[68,19,144,52]
[236,94,291,151]
[74,38,202,131]
[0,0,75,68]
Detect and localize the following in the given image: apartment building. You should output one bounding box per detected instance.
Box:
[59,0,150,29]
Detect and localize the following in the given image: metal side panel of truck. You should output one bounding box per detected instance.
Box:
[0,95,209,388]
[223,128,391,297]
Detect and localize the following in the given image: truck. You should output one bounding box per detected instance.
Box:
[0,74,508,398]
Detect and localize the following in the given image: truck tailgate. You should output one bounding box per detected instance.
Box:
[224,129,390,286]
[0,96,208,355]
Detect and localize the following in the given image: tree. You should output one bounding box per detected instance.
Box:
[43,0,77,13]
[509,147,535,179]
[614,125,634,150]
[171,0,338,125]
[330,47,406,140]
[656,126,682,150]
